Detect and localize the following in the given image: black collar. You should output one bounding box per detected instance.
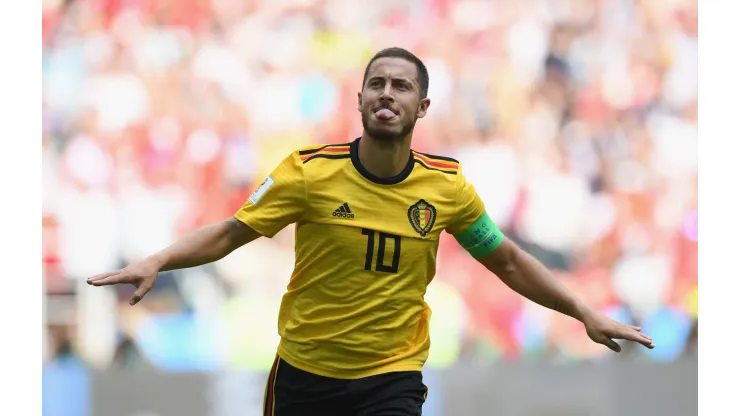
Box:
[350,137,415,185]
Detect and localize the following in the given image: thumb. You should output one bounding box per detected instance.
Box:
[600,337,622,353]
[129,284,152,306]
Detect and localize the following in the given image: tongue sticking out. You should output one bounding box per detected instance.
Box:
[375,109,396,120]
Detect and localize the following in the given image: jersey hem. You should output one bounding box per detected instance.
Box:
[277,344,424,380]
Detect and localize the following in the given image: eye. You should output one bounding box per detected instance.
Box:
[394,81,410,91]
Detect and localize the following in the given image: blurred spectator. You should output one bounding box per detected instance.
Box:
[43,324,91,416]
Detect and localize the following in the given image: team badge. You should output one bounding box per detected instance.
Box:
[407,199,437,237]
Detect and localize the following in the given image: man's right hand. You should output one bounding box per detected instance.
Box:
[87,217,262,306]
[87,257,163,306]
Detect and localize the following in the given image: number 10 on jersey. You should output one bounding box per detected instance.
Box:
[361,229,401,273]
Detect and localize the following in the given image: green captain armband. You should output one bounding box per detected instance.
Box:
[453,212,505,258]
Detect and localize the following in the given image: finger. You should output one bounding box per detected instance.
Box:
[607,322,650,339]
[601,337,622,353]
[616,329,654,348]
[631,327,652,342]
[625,328,652,342]
[129,283,153,306]
[87,270,121,284]
[611,319,641,332]
[637,332,655,349]
[89,273,130,286]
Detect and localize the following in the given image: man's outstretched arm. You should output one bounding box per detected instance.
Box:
[153,217,261,272]
[449,165,653,352]
[87,217,261,305]
[477,239,589,321]
[475,238,654,352]
[89,147,308,306]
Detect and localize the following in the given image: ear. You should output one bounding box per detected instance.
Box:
[357,92,362,113]
[416,98,431,119]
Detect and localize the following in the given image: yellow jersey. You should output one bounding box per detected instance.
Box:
[234,138,486,379]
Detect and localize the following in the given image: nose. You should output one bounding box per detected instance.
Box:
[380,83,394,102]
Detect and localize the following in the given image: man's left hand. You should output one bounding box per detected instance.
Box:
[582,311,655,352]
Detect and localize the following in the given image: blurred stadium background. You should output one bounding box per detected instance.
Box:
[42,0,698,415]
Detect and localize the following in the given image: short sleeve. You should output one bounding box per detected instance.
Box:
[234,151,306,238]
[445,168,486,236]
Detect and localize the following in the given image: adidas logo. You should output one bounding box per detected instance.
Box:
[332,203,355,219]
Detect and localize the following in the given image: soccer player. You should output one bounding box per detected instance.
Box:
[88,47,654,416]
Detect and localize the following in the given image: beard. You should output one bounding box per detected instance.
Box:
[361,110,416,142]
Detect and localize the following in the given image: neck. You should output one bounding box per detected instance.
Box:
[358,133,412,178]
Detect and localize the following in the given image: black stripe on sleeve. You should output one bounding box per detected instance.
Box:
[415,151,460,164]
[301,153,351,164]
[298,143,352,156]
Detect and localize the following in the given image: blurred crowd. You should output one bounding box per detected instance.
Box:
[42,0,697,373]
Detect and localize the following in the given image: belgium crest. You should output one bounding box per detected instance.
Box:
[407,199,437,237]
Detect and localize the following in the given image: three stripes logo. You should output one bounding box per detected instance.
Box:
[332,203,355,219]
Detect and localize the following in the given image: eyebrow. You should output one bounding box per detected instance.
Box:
[366,76,416,87]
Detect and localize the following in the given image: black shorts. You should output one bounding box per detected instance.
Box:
[263,356,428,416]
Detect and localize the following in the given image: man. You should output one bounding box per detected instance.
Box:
[88,47,654,416]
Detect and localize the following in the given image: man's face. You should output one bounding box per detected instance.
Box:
[358,57,431,142]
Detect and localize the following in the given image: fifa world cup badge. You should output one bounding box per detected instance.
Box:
[248,176,275,204]
[407,199,437,237]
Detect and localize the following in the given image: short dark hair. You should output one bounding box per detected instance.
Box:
[362,47,429,98]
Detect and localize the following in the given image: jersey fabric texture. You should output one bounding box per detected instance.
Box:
[234,137,487,379]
